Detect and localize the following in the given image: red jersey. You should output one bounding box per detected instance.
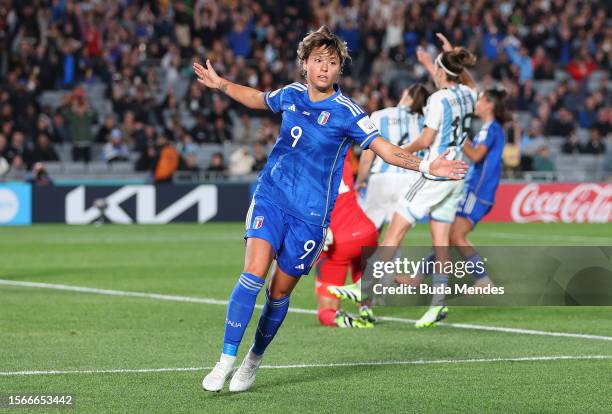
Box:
[328,155,378,245]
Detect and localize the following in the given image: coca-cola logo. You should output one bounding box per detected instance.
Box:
[511,183,612,223]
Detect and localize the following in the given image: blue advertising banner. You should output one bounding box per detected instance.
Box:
[0,183,32,226]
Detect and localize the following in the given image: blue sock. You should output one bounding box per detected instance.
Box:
[466,253,487,280]
[222,272,265,357]
[251,290,290,356]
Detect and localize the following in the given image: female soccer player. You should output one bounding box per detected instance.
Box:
[315,152,378,328]
[194,26,466,392]
[449,88,509,285]
[356,84,432,230]
[374,33,478,328]
[325,84,431,318]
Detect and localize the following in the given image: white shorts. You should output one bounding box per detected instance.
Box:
[363,172,421,228]
[395,177,464,224]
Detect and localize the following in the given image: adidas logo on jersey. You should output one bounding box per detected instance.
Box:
[294,263,305,270]
[288,104,296,112]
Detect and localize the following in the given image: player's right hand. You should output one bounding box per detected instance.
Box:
[436,33,454,52]
[429,150,468,180]
[193,59,223,90]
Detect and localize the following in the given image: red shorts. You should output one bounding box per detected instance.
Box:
[314,230,378,298]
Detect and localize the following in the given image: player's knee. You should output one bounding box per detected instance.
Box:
[268,286,292,299]
[449,232,463,246]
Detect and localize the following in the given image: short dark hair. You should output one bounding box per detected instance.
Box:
[297,26,350,76]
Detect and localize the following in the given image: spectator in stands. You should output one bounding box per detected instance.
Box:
[229,146,254,176]
[206,152,227,179]
[532,47,555,80]
[562,132,584,155]
[35,115,60,144]
[177,135,200,172]
[593,108,611,137]
[503,38,533,84]
[191,114,210,143]
[26,162,53,186]
[103,129,130,163]
[567,47,596,82]
[503,117,522,174]
[1,0,608,183]
[59,88,98,162]
[31,133,60,163]
[153,135,180,184]
[210,118,233,143]
[582,129,606,155]
[10,131,34,170]
[234,113,254,143]
[546,108,575,138]
[0,134,13,165]
[134,125,157,172]
[532,145,555,172]
[252,142,268,172]
[96,115,117,143]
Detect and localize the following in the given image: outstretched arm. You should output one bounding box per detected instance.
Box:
[193,59,267,110]
[368,137,467,179]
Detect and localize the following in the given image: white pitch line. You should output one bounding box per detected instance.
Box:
[1,355,611,377]
[1,279,612,342]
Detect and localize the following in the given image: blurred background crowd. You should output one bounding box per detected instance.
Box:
[0,0,609,184]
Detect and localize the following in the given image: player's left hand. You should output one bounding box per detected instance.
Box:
[429,150,468,180]
[416,46,433,66]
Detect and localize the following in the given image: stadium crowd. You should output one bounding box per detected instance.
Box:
[0,0,609,182]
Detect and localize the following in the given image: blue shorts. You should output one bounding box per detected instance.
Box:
[244,195,327,277]
[455,191,493,227]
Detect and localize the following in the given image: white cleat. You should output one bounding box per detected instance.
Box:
[229,350,263,392]
[202,362,235,392]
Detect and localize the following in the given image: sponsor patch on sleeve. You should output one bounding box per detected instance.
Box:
[357,116,377,135]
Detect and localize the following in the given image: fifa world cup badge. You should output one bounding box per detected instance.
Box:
[317,111,330,125]
[253,216,264,229]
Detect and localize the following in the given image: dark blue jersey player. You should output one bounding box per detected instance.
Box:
[194,26,468,393]
[450,88,510,289]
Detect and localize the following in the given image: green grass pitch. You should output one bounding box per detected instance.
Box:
[1,223,611,413]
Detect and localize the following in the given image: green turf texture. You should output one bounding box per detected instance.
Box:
[1,223,611,413]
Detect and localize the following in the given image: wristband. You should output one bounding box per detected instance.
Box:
[419,159,431,174]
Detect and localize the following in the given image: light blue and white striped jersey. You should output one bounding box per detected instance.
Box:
[369,106,427,174]
[423,84,477,180]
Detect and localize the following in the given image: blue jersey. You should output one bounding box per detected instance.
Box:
[256,82,380,227]
[465,120,505,203]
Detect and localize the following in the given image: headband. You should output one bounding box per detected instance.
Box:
[435,53,460,77]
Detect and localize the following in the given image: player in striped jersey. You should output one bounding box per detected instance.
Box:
[378,34,478,327]
[356,84,431,229]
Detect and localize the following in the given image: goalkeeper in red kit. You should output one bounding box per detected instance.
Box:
[314,152,378,328]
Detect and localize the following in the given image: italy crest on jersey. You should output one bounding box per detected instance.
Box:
[317,111,330,125]
[253,216,264,229]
